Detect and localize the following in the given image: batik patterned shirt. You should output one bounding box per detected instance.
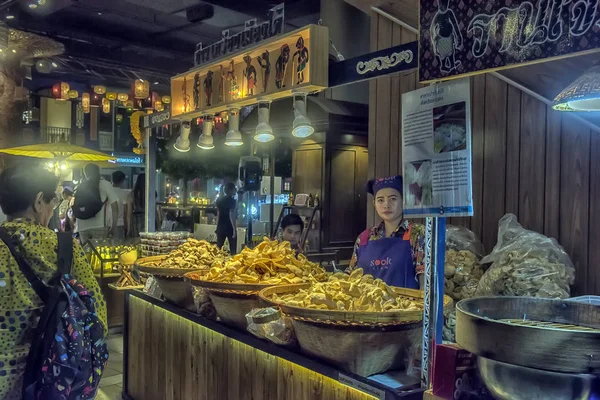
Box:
[347,220,425,276]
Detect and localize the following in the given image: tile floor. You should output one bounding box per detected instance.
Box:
[96,335,125,400]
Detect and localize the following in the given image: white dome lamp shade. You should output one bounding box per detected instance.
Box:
[254,100,274,143]
[174,120,192,152]
[553,65,600,111]
[292,93,314,138]
[225,108,243,146]
[198,116,215,150]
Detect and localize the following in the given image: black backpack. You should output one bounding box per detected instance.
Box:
[0,228,109,399]
[72,179,104,220]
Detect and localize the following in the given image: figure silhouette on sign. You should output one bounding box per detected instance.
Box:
[193,72,201,110]
[217,65,225,103]
[243,55,257,96]
[293,36,309,85]
[430,0,463,73]
[275,44,290,89]
[257,50,271,93]
[204,70,214,107]
[226,59,239,99]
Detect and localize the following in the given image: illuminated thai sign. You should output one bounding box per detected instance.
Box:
[419,0,600,82]
[194,4,285,67]
[108,153,145,166]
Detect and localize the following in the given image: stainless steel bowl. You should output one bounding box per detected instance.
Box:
[478,357,598,400]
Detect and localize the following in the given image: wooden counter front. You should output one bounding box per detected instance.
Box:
[122,291,423,400]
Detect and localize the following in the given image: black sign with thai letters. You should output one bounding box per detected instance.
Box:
[328,41,417,87]
[141,110,171,129]
[194,4,285,67]
[419,0,600,82]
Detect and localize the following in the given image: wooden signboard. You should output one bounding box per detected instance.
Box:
[171,24,329,119]
[329,41,417,88]
[419,0,600,83]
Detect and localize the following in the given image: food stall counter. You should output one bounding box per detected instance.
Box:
[122,290,424,400]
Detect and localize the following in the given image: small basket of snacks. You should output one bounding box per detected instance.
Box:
[185,238,327,329]
[260,268,453,376]
[136,239,229,311]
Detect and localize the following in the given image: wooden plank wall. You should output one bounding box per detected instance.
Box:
[367,14,420,226]
[368,12,600,295]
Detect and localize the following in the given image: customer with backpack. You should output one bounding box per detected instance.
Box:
[0,164,108,399]
[72,163,119,243]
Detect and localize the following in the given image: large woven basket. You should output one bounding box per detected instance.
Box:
[185,273,279,329]
[155,276,198,312]
[136,255,206,277]
[259,284,452,376]
[136,256,206,311]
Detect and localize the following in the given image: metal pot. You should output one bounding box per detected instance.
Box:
[478,357,598,400]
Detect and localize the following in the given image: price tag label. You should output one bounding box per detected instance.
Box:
[338,374,385,400]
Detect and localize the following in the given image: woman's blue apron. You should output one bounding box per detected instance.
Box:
[356,227,418,289]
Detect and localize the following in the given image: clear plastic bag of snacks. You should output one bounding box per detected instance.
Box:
[476,214,575,299]
[246,308,296,346]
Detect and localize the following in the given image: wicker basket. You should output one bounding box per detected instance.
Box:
[259,284,452,376]
[185,273,278,330]
[155,276,197,312]
[136,256,207,311]
[293,319,422,376]
[136,255,206,277]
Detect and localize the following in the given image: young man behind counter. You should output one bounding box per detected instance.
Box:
[279,213,304,254]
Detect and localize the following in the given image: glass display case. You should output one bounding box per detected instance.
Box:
[84,238,133,279]
[158,203,218,232]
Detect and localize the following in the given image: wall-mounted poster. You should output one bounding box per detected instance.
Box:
[401,78,473,218]
[419,0,600,83]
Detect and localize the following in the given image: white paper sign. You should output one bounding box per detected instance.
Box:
[401,78,473,218]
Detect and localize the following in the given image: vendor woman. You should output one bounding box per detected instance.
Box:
[347,176,425,289]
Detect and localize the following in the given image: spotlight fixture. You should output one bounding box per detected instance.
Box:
[553,65,600,112]
[28,3,38,9]
[174,120,191,152]
[36,59,52,74]
[198,116,215,149]
[225,108,243,146]
[254,100,274,143]
[292,92,314,138]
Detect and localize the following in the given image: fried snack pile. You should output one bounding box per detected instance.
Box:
[270,268,423,312]
[158,239,229,269]
[444,249,484,301]
[186,238,327,284]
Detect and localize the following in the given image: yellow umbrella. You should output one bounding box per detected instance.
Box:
[0,142,116,163]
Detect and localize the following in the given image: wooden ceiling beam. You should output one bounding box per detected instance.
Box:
[344,0,418,29]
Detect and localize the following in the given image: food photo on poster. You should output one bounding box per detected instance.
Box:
[401,78,473,218]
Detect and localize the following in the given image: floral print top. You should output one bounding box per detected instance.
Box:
[0,218,107,399]
[347,220,426,275]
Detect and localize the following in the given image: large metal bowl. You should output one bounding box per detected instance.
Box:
[478,357,598,400]
[456,297,600,373]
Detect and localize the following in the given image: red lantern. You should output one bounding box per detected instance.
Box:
[52,82,70,101]
[90,93,101,108]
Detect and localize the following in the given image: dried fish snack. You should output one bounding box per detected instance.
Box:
[268,268,423,312]
[444,249,484,301]
[186,237,327,284]
[158,239,229,269]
